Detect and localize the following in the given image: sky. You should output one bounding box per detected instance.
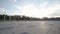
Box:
[0,0,60,18]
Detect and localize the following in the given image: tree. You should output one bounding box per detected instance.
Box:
[22,16,26,20]
[26,17,30,20]
[42,17,48,20]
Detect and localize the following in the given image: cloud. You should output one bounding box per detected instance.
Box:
[49,9,60,17]
[48,4,60,17]
[10,0,16,3]
[0,8,14,15]
[14,4,38,16]
[1,0,60,18]
[14,1,60,18]
[38,2,60,17]
[14,2,49,18]
[40,1,48,7]
[0,8,7,15]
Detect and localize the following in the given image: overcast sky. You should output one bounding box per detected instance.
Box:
[0,0,60,18]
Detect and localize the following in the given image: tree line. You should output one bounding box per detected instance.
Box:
[0,14,60,21]
[41,17,60,21]
[0,14,41,21]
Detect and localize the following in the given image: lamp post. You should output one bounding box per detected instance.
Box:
[3,10,6,21]
[9,16,11,21]
[4,14,5,21]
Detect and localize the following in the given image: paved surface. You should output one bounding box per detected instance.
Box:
[0,21,60,34]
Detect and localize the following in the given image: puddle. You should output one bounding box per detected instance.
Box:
[58,27,60,31]
[0,27,15,30]
[11,32,15,34]
[27,25,34,28]
[20,32,30,34]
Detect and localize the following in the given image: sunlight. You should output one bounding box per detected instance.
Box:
[14,3,50,18]
[14,1,60,18]
[40,21,46,28]
[40,21,48,34]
